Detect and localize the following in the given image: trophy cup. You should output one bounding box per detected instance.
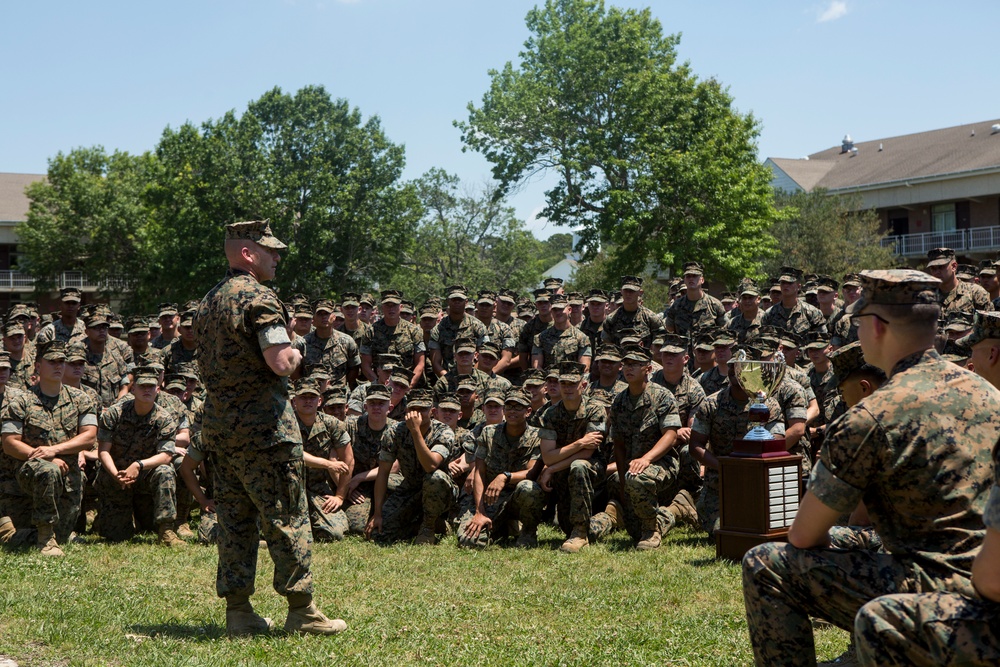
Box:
[729,348,790,457]
[716,348,802,560]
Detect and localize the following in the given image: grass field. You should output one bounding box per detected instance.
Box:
[0,525,850,666]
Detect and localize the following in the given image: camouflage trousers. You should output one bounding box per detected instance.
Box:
[198,511,219,544]
[740,541,966,667]
[550,458,606,535]
[207,444,313,600]
[854,592,1000,666]
[374,470,457,543]
[345,475,402,535]
[171,454,195,526]
[306,490,348,541]
[93,463,177,542]
[695,485,721,536]
[15,458,84,543]
[590,466,677,542]
[456,479,545,549]
[674,444,703,497]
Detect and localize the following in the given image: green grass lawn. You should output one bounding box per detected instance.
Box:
[0,526,849,666]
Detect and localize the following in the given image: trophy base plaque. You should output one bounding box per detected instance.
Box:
[730,437,791,458]
[715,445,802,562]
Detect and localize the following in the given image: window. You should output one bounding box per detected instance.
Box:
[931,203,956,232]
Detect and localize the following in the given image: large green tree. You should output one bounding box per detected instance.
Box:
[20,147,156,297]
[387,168,555,303]
[457,0,778,283]
[767,189,896,280]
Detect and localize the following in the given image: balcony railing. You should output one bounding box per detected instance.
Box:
[882,225,1000,257]
[0,271,133,292]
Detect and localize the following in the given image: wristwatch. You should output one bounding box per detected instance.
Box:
[502,471,512,484]
[137,460,145,472]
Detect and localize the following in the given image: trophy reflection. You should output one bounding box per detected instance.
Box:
[729,348,790,456]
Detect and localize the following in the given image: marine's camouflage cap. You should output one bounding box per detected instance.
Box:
[778,266,803,283]
[521,368,546,386]
[694,331,716,351]
[454,337,478,354]
[456,374,478,392]
[313,298,335,314]
[618,328,643,346]
[482,387,506,405]
[549,294,568,308]
[497,289,519,304]
[557,360,586,383]
[133,366,161,387]
[305,363,331,380]
[174,362,199,381]
[341,292,361,307]
[544,366,560,380]
[566,292,585,306]
[377,353,402,370]
[65,342,88,363]
[164,373,187,392]
[712,329,736,346]
[956,264,978,281]
[446,285,468,300]
[389,366,413,386]
[36,339,66,361]
[60,287,82,303]
[594,344,623,362]
[942,338,972,363]
[84,311,109,328]
[158,302,178,318]
[7,304,30,321]
[816,276,839,292]
[400,300,414,315]
[292,378,323,397]
[621,344,651,363]
[437,392,461,410]
[476,290,497,305]
[225,219,287,250]
[682,261,704,276]
[479,340,501,358]
[419,305,439,320]
[359,293,376,307]
[0,351,10,369]
[842,273,862,288]
[721,292,736,304]
[828,342,869,385]
[532,288,551,303]
[957,310,1000,348]
[620,275,643,291]
[504,387,532,407]
[659,333,688,354]
[365,384,392,401]
[380,289,403,305]
[845,269,942,315]
[323,385,349,405]
[738,278,760,297]
[925,247,955,268]
[179,310,195,327]
[408,389,435,408]
[803,331,831,350]
[943,311,975,333]
[586,289,609,303]
[543,278,564,290]
[778,328,801,349]
[978,259,997,277]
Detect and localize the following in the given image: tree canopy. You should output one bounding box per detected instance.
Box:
[457,0,779,284]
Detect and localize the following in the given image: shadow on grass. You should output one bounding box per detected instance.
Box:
[130,623,227,641]
[669,535,714,548]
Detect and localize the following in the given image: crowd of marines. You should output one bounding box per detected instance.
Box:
[0,224,998,662]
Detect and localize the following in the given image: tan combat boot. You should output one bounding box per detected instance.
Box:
[37,524,64,557]
[226,595,275,637]
[0,516,15,544]
[514,526,537,549]
[636,519,661,551]
[175,522,196,540]
[666,489,699,529]
[413,517,437,546]
[604,500,623,529]
[559,524,590,553]
[284,594,347,636]
[158,524,187,548]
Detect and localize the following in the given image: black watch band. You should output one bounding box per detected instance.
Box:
[503,471,512,483]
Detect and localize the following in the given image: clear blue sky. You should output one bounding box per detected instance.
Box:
[3,1,999,238]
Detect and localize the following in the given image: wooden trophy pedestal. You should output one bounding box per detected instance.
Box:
[715,437,803,562]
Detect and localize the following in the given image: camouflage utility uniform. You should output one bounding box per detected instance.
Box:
[299,412,350,541]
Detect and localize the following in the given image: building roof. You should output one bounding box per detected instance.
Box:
[768,119,1000,193]
[0,172,46,222]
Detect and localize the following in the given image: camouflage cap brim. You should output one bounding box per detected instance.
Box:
[957,311,1000,348]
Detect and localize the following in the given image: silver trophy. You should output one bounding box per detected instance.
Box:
[730,348,786,441]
